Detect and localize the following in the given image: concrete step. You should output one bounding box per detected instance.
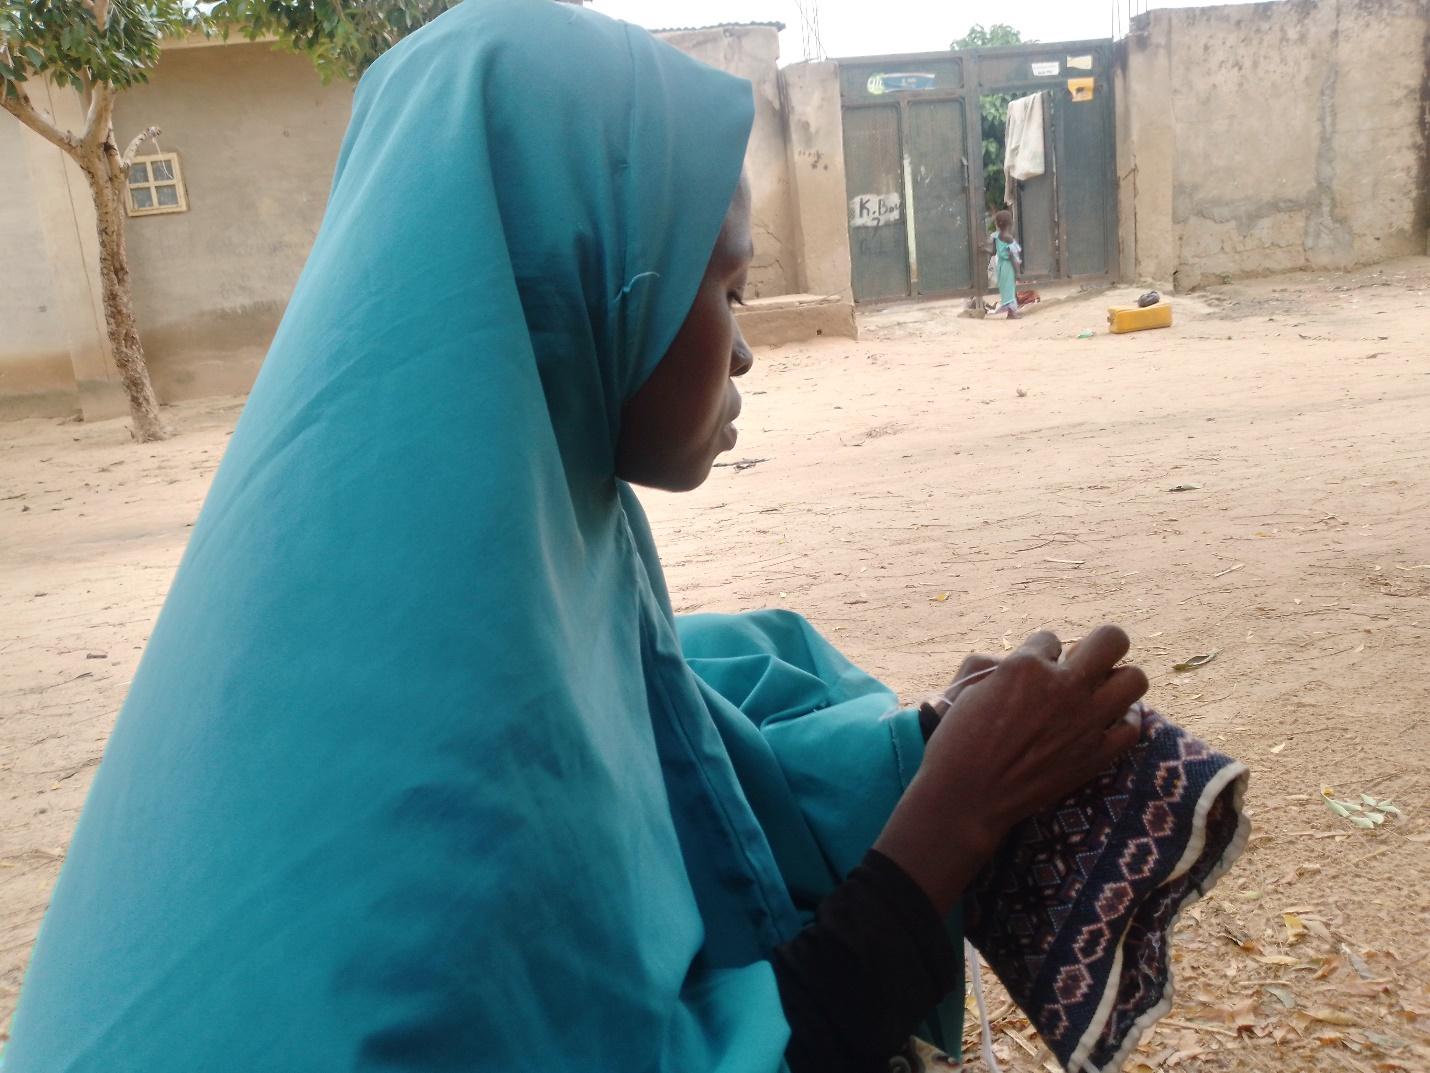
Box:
[735,293,857,347]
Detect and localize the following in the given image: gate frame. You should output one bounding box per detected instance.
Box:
[838,40,1120,303]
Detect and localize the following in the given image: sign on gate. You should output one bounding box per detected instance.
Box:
[849,192,903,228]
[866,72,938,95]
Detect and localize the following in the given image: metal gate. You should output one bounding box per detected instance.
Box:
[840,42,1118,303]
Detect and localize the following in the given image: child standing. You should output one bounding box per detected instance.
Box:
[991,208,1023,319]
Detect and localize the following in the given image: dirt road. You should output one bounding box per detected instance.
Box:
[4,259,1429,1069]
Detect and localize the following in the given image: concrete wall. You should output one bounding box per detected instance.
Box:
[657,25,798,298]
[0,120,77,417]
[1118,0,1430,289]
[2,22,848,418]
[780,61,854,300]
[0,82,124,420]
[113,42,353,401]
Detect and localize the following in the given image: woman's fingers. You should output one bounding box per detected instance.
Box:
[945,654,999,702]
[1063,624,1130,684]
[1092,665,1149,722]
[1094,712,1142,769]
[1017,630,1062,663]
[954,653,1000,681]
[920,654,1000,728]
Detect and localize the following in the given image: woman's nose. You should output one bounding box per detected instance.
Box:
[730,329,754,378]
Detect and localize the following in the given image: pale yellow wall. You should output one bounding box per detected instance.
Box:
[113,42,353,401]
[0,121,75,417]
[0,81,123,420]
[1118,0,1429,288]
[779,61,853,300]
[1114,23,1176,285]
[658,25,799,299]
[2,24,827,417]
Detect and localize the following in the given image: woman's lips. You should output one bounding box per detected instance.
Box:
[722,390,742,448]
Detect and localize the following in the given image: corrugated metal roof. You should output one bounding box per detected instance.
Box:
[652,20,787,34]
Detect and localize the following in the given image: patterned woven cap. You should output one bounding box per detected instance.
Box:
[965,707,1250,1073]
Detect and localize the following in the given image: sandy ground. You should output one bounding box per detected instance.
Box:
[3,258,1429,1069]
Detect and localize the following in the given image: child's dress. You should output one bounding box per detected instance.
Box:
[995,233,1022,312]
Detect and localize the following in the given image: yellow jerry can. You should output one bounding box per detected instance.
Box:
[1107,302,1173,334]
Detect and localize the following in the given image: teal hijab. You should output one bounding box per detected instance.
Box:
[4,2,944,1068]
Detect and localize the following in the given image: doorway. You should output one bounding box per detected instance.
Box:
[839,42,1118,303]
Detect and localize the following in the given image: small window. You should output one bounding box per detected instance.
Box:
[126,153,188,217]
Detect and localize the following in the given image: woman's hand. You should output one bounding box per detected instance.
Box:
[915,653,1000,739]
[875,626,1147,915]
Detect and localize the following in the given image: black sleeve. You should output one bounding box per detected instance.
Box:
[772,849,959,1073]
[918,702,940,743]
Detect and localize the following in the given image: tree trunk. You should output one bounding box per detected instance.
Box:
[2,75,170,442]
[80,150,167,442]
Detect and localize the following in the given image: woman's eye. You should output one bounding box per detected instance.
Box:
[727,292,746,308]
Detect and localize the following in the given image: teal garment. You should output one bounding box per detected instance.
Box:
[4,2,947,1070]
[677,610,927,909]
[996,234,1021,307]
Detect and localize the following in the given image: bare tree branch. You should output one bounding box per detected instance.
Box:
[0,84,82,155]
[121,125,161,167]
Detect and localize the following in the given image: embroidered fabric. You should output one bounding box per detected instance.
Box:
[964,706,1250,1072]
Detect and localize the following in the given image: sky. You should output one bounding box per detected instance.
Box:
[590,0,1268,60]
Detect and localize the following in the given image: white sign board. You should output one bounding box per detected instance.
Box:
[849,192,903,228]
[1031,61,1060,77]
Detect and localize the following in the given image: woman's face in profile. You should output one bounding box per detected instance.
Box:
[616,178,755,493]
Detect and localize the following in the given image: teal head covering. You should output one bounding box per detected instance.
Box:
[4,2,945,1069]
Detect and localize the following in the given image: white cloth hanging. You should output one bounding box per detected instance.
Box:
[1003,92,1047,205]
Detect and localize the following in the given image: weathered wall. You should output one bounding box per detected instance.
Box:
[2,21,842,418]
[113,42,353,401]
[0,121,76,418]
[1116,19,1178,284]
[0,81,124,420]
[1118,0,1430,289]
[658,25,798,298]
[780,61,854,299]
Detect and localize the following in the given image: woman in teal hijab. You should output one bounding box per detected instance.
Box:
[4,3,1149,1070]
